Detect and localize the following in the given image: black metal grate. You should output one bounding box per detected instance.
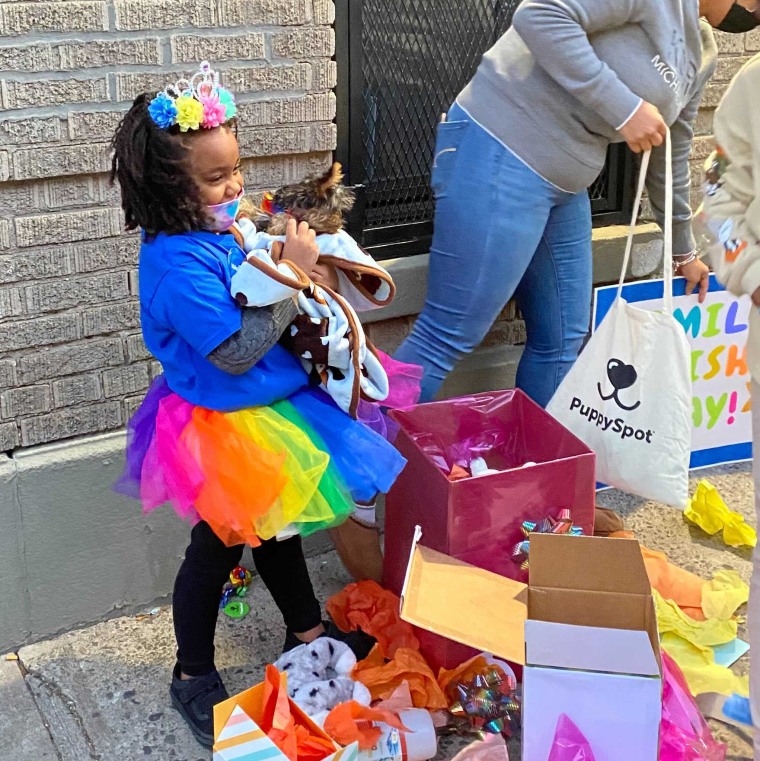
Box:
[589,167,610,203]
[335,0,633,258]
[360,0,516,230]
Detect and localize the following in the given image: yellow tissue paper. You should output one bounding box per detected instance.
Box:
[684,480,757,548]
[655,590,748,697]
[701,570,750,621]
[655,591,737,648]
[661,633,749,697]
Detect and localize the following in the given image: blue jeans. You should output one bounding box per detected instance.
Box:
[395,103,593,407]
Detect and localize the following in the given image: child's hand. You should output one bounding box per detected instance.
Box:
[311,261,340,291]
[274,218,318,273]
[752,286,760,307]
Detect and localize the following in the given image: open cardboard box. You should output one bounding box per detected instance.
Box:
[400,528,662,761]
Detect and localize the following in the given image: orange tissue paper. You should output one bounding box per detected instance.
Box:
[324,701,409,750]
[327,581,420,658]
[261,665,338,761]
[438,655,497,697]
[353,646,448,710]
[641,547,705,621]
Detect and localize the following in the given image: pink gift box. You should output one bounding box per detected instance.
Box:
[384,389,596,671]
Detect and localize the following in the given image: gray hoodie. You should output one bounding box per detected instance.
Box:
[458,0,718,256]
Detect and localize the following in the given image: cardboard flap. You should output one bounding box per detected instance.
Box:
[525,620,661,676]
[529,587,651,633]
[530,534,650,593]
[400,540,528,665]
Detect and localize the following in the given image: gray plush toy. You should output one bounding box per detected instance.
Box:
[273,637,372,723]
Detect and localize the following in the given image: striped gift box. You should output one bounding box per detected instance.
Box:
[213,706,284,761]
[213,701,360,761]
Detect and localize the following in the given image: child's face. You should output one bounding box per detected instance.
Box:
[183,126,243,206]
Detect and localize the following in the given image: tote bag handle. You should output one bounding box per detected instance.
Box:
[616,128,674,314]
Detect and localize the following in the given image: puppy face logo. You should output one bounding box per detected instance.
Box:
[597,359,641,411]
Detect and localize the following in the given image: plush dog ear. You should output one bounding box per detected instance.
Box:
[316,162,345,197]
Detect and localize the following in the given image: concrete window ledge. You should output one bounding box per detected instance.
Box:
[362,223,663,398]
[363,222,663,324]
[0,431,335,652]
[0,435,189,652]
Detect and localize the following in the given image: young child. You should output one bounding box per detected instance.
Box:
[110,62,413,747]
[698,51,760,756]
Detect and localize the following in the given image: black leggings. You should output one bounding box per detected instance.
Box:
[173,521,322,676]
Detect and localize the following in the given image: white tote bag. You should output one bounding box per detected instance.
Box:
[546,132,692,508]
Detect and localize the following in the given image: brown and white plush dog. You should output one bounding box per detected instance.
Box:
[230,163,397,418]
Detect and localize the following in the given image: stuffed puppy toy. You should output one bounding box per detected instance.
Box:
[291,677,367,723]
[274,635,357,680]
[244,164,395,312]
[230,164,399,418]
[273,637,371,723]
[263,162,355,236]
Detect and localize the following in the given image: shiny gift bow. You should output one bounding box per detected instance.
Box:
[511,509,583,571]
[220,565,253,618]
[449,670,520,740]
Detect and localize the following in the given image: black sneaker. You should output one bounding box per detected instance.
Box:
[282,620,376,661]
[170,664,229,747]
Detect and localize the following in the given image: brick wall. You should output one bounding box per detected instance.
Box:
[688,29,760,209]
[0,15,758,451]
[0,0,336,450]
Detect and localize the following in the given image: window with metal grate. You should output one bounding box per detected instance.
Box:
[335,0,635,259]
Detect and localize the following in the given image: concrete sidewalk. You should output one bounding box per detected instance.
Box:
[1,464,756,760]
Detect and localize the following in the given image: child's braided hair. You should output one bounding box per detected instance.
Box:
[110,94,209,237]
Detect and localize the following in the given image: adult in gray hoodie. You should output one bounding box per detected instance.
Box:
[395,0,759,407]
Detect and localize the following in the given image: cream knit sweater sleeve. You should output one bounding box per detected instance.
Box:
[702,53,760,301]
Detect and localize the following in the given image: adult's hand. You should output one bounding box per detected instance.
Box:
[619,101,667,153]
[681,258,710,303]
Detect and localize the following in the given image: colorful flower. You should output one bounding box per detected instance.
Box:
[175,95,204,132]
[218,88,237,120]
[200,95,227,129]
[147,93,177,130]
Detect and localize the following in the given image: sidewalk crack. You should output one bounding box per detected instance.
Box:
[19,657,101,760]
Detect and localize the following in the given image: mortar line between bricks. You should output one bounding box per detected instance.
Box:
[0,23,326,48]
[1,89,331,121]
[0,59,328,85]
[106,0,116,34]
[159,36,171,66]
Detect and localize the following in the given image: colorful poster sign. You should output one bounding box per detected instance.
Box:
[594,275,752,469]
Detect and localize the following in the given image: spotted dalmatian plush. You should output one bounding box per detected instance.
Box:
[229,220,394,418]
[273,637,371,723]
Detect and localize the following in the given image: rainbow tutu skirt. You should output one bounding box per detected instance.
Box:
[115,353,421,547]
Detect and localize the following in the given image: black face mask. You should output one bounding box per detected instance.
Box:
[717,3,760,32]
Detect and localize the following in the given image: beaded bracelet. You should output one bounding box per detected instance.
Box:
[672,250,699,273]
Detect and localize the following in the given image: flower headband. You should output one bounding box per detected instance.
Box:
[147,61,237,132]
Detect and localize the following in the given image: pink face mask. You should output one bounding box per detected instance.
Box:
[206,188,244,232]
